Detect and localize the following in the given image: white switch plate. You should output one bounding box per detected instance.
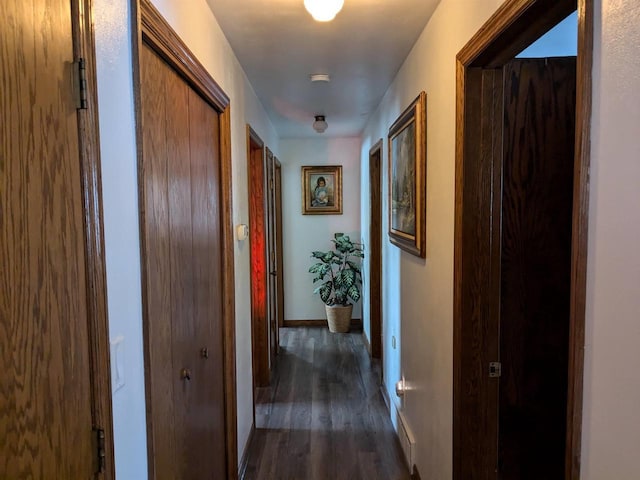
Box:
[110,335,125,393]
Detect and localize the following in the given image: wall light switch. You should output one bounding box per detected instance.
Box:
[392,336,396,349]
[110,335,125,393]
[236,224,249,241]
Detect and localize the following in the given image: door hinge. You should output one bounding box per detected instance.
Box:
[489,361,502,378]
[93,426,106,474]
[74,58,88,110]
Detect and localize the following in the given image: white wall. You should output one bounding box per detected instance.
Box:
[280,138,362,321]
[360,0,640,478]
[94,1,148,478]
[582,0,640,478]
[94,0,279,477]
[359,0,505,477]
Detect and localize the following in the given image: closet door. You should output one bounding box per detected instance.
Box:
[140,42,226,480]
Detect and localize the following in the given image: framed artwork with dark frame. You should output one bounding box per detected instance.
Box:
[301,165,343,215]
[388,91,427,257]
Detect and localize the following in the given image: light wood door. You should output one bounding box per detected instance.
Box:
[1,0,104,477]
[140,42,226,480]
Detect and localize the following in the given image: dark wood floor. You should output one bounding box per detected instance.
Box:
[242,327,410,480]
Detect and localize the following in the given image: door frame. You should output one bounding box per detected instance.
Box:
[453,0,593,479]
[265,147,279,361]
[368,139,384,363]
[74,0,116,476]
[247,125,271,389]
[132,0,238,477]
[274,159,285,332]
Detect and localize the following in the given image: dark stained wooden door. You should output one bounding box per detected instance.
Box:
[1,0,97,477]
[140,43,226,480]
[498,57,576,479]
[369,141,383,363]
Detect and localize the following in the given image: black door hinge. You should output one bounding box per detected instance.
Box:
[93,426,106,474]
[74,58,88,110]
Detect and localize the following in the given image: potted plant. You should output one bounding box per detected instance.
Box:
[309,233,364,333]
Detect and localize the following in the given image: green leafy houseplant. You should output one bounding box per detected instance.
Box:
[309,233,364,306]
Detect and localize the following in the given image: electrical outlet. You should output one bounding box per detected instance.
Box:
[392,336,396,349]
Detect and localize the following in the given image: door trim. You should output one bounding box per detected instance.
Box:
[132,0,237,477]
[74,0,115,476]
[247,125,270,388]
[453,0,592,478]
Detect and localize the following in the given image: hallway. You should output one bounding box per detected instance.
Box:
[242,328,410,480]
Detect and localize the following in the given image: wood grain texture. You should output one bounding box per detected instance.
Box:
[1,0,95,477]
[453,67,502,480]
[454,2,592,479]
[188,87,226,479]
[457,0,574,67]
[73,0,116,475]
[565,2,593,478]
[140,0,228,111]
[220,105,238,479]
[165,58,196,480]
[140,43,176,480]
[498,58,576,479]
[136,1,237,476]
[247,127,270,388]
[242,328,409,480]
[368,140,383,360]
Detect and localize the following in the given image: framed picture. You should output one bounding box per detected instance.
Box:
[301,165,343,215]
[388,91,426,257]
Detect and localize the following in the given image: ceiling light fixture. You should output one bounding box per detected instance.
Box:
[312,115,328,133]
[304,0,344,22]
[310,73,331,83]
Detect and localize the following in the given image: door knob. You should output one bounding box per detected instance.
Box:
[180,368,192,381]
[395,379,405,397]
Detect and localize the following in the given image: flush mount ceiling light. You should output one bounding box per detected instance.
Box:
[310,73,331,83]
[304,0,344,22]
[312,115,328,133]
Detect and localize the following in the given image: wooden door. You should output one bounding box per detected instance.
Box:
[140,43,226,480]
[497,57,576,479]
[368,140,383,363]
[1,0,111,477]
[274,160,285,332]
[247,128,270,387]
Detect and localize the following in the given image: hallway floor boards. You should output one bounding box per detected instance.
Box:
[242,327,410,480]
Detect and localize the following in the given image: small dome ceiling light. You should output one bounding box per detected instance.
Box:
[312,115,328,133]
[310,73,331,83]
[304,0,344,22]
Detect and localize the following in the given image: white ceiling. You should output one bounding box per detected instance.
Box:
[205,0,441,138]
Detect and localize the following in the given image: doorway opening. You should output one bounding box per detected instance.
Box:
[453,0,593,478]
